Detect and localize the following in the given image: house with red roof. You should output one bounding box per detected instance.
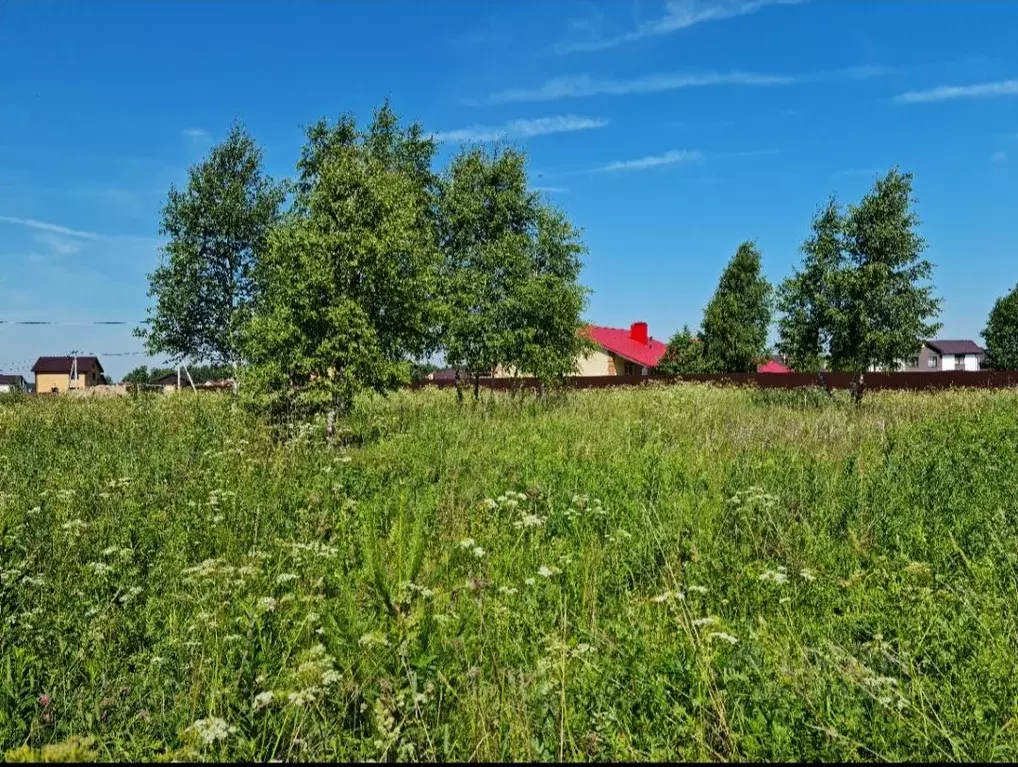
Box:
[578,322,667,376]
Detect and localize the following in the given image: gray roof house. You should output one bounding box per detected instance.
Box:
[888,340,986,372]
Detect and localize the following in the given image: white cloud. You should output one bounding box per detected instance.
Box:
[484,66,887,105]
[486,71,796,105]
[992,151,1007,163]
[893,79,1018,104]
[35,233,84,255]
[534,186,569,193]
[596,149,702,172]
[182,128,210,140]
[556,0,806,54]
[433,115,608,143]
[0,215,100,240]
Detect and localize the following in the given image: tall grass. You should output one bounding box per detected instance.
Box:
[1,385,1017,761]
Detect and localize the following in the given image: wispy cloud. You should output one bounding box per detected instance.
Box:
[556,0,805,54]
[35,233,85,255]
[433,115,608,143]
[595,149,702,173]
[484,66,888,105]
[182,127,210,140]
[992,151,1007,163]
[894,79,1018,104]
[0,215,100,240]
[534,186,569,194]
[486,71,795,105]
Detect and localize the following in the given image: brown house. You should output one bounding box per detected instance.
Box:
[31,356,105,393]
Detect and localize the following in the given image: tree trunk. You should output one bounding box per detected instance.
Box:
[816,369,834,398]
[231,360,239,410]
[455,369,464,404]
[473,373,480,401]
[850,371,866,405]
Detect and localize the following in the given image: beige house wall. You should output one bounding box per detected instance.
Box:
[478,346,651,379]
[36,367,101,393]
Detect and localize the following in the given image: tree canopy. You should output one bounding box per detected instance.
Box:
[658,325,707,375]
[437,146,588,391]
[778,169,941,400]
[699,241,772,373]
[241,104,443,425]
[137,124,285,368]
[983,284,1018,370]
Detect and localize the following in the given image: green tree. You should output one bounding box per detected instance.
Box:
[658,325,707,375]
[137,124,286,389]
[982,284,1018,370]
[121,366,150,385]
[243,104,441,432]
[699,241,772,372]
[777,169,941,402]
[437,146,588,397]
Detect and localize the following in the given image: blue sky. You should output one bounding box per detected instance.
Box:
[1,0,1016,380]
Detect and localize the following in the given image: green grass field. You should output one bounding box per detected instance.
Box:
[2,385,1017,761]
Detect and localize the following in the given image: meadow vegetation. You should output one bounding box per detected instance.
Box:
[2,385,1017,761]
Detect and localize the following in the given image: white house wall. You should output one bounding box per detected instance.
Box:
[941,354,954,371]
[964,354,979,371]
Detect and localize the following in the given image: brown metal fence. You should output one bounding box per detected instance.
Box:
[411,371,1018,392]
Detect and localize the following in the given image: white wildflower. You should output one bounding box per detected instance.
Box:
[687,585,708,594]
[186,716,236,745]
[257,597,277,613]
[287,687,320,707]
[514,513,546,529]
[709,631,738,645]
[651,590,683,603]
[472,546,486,559]
[458,538,475,549]
[276,573,299,585]
[254,690,275,711]
[321,669,341,685]
[692,616,717,627]
[537,565,560,578]
[524,577,536,586]
[481,498,498,511]
[498,586,518,596]
[800,568,816,582]
[358,631,389,648]
[759,568,789,585]
[86,561,112,576]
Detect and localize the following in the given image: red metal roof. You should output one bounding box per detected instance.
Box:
[757,359,791,373]
[585,324,667,368]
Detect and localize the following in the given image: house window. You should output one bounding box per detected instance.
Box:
[906,356,919,369]
[955,355,966,371]
[927,356,938,369]
[623,361,639,376]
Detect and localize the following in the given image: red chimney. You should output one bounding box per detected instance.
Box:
[630,321,649,345]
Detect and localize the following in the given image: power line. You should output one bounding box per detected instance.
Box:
[0,320,134,326]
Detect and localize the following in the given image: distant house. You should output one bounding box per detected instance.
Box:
[31,356,105,393]
[757,357,791,373]
[154,371,181,392]
[578,322,667,376]
[0,374,27,393]
[872,340,985,373]
[918,340,985,371]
